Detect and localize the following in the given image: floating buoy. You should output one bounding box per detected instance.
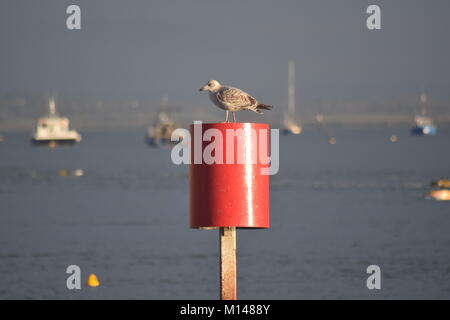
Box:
[390,135,398,143]
[87,274,100,287]
[431,179,450,189]
[72,169,85,177]
[427,189,450,201]
[57,169,69,177]
[328,137,336,145]
[315,113,324,123]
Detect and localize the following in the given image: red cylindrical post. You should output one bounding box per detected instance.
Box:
[189,122,270,229]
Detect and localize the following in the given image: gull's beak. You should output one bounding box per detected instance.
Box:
[199,86,206,91]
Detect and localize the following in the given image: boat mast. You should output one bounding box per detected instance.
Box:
[49,98,56,116]
[288,60,295,117]
[161,95,169,110]
[420,90,427,117]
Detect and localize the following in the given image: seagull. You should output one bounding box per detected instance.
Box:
[199,80,273,122]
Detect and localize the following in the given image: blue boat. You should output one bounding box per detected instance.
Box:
[410,117,437,135]
[410,92,437,136]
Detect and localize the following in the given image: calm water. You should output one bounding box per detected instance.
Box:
[0,124,449,299]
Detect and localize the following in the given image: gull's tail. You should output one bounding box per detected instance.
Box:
[256,103,273,111]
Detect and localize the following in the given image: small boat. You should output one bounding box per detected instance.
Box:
[431,179,450,189]
[282,60,302,135]
[427,189,450,201]
[411,116,437,135]
[31,98,81,146]
[146,96,184,146]
[411,91,437,136]
[282,119,302,135]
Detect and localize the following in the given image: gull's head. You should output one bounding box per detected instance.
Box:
[199,80,221,92]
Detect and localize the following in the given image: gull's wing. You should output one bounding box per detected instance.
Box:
[216,87,257,108]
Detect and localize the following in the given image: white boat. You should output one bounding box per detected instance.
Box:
[282,60,302,135]
[32,98,81,145]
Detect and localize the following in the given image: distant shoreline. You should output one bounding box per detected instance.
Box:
[1,118,449,134]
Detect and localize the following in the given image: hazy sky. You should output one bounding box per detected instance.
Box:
[1,0,450,106]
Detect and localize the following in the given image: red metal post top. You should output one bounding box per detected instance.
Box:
[189,122,270,229]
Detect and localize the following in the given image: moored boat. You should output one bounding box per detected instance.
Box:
[411,91,437,136]
[282,60,302,135]
[427,189,450,201]
[31,98,81,146]
[146,96,184,146]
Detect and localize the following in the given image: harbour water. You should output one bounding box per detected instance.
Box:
[0,124,449,299]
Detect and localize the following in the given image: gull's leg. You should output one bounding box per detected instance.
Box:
[232,112,236,122]
[225,111,229,123]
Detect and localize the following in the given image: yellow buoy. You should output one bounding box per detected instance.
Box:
[390,135,398,143]
[328,137,336,145]
[57,169,69,177]
[87,273,100,287]
[427,189,450,201]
